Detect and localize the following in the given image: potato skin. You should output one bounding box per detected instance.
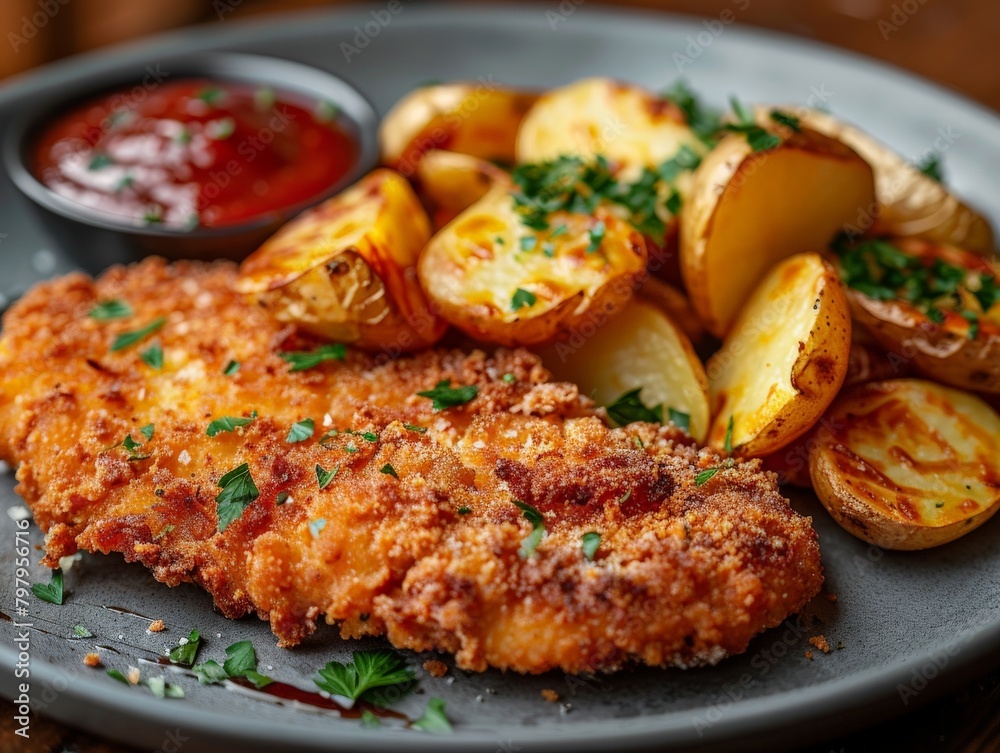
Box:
[681,127,876,338]
[793,108,995,253]
[809,379,1000,550]
[418,186,648,347]
[237,169,447,353]
[842,239,1000,393]
[706,253,852,457]
[380,83,538,176]
[414,150,511,230]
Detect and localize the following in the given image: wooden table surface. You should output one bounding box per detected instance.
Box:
[1,0,999,751]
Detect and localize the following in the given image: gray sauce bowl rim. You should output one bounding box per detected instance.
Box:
[1,51,379,241]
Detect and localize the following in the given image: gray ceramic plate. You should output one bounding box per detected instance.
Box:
[1,4,999,752]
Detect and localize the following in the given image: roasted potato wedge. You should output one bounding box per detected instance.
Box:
[538,297,710,443]
[792,108,995,253]
[638,276,705,344]
[834,237,1000,393]
[706,253,851,457]
[380,82,538,176]
[810,379,1000,550]
[680,126,876,337]
[237,169,447,353]
[414,150,511,230]
[516,77,705,177]
[417,185,647,347]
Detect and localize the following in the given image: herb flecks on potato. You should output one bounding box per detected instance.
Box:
[834,236,1000,393]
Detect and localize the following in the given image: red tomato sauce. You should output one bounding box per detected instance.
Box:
[32,79,358,229]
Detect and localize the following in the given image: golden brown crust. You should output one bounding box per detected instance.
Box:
[0,258,823,674]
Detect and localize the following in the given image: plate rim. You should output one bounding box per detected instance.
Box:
[1,3,999,751]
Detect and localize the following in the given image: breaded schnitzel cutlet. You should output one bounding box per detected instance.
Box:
[0,258,822,674]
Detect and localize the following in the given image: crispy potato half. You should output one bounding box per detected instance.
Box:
[706,253,851,457]
[414,150,511,230]
[680,127,875,337]
[516,77,705,176]
[794,108,995,253]
[538,297,710,443]
[418,185,647,347]
[380,82,538,175]
[810,379,1000,550]
[836,237,1000,393]
[237,169,447,353]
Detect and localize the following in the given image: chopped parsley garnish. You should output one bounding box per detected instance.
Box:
[510,154,688,245]
[723,416,734,454]
[286,418,315,443]
[309,518,326,538]
[695,468,720,486]
[73,624,93,638]
[196,87,225,104]
[513,500,545,559]
[417,380,479,411]
[315,100,340,123]
[207,117,235,140]
[343,428,378,442]
[107,669,129,684]
[606,388,663,426]
[280,343,347,371]
[139,423,155,440]
[314,650,415,702]
[668,408,690,433]
[662,80,723,144]
[192,660,228,685]
[111,317,166,351]
[316,464,339,490]
[587,220,606,253]
[833,236,995,340]
[917,154,944,183]
[511,288,536,311]
[581,532,601,562]
[215,463,259,532]
[724,96,781,152]
[167,629,201,667]
[412,698,453,734]
[223,640,258,678]
[380,463,399,479]
[223,359,241,376]
[88,154,114,170]
[89,299,132,320]
[769,109,801,131]
[31,569,63,605]
[457,506,471,515]
[275,491,291,506]
[143,209,164,225]
[206,411,257,437]
[404,423,427,434]
[147,677,185,699]
[110,433,150,461]
[361,710,382,728]
[140,343,163,370]
[502,373,517,384]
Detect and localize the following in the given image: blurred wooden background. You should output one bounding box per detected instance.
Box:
[1,1,999,752]
[1,0,999,112]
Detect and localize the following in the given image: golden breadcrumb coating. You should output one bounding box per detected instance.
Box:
[0,258,822,674]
